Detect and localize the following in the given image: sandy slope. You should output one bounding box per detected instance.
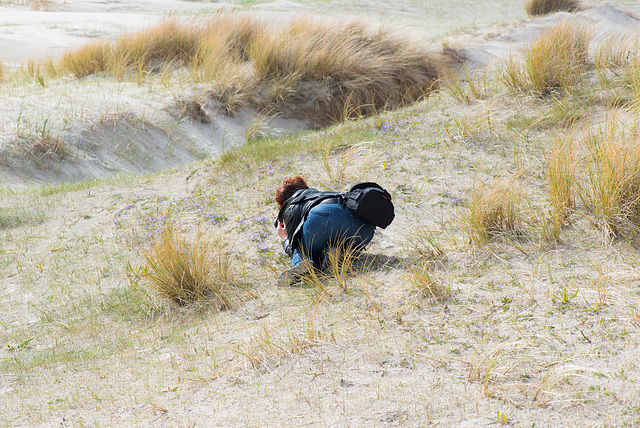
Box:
[0,0,636,189]
[2,1,640,427]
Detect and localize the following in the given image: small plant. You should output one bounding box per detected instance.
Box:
[142,226,243,307]
[593,35,636,88]
[553,286,579,304]
[320,143,365,187]
[25,59,46,87]
[30,119,64,157]
[444,68,489,104]
[490,409,512,426]
[524,0,581,17]
[468,341,515,398]
[463,177,523,244]
[244,115,269,143]
[407,262,450,300]
[173,97,210,124]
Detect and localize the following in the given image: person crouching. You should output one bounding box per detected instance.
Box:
[274,175,376,287]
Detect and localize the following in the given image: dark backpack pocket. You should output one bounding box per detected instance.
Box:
[343,183,394,229]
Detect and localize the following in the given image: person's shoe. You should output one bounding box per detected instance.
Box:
[276,261,316,287]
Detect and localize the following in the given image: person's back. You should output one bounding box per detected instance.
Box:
[274,176,376,286]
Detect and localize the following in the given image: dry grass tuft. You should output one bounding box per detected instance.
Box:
[502,20,591,96]
[59,18,200,78]
[580,119,640,238]
[595,33,640,101]
[172,97,210,124]
[524,0,581,17]
[407,263,450,300]
[407,227,446,262]
[59,41,109,78]
[463,177,524,244]
[242,17,442,123]
[142,226,243,307]
[31,135,64,157]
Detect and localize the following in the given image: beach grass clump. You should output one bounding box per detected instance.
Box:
[111,19,201,74]
[321,244,362,292]
[31,134,64,157]
[59,41,109,78]
[55,14,442,124]
[581,119,640,238]
[524,0,581,17]
[622,42,640,101]
[142,226,242,307]
[193,14,265,81]
[594,33,640,104]
[463,178,524,244]
[593,35,633,86]
[242,17,441,121]
[502,20,590,95]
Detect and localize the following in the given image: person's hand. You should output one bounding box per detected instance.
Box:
[277,221,288,240]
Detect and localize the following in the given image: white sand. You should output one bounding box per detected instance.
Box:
[2,3,640,425]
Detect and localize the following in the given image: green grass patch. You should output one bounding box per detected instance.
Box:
[217,122,381,172]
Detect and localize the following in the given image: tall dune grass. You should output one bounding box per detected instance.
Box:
[593,33,640,107]
[59,20,201,78]
[56,14,442,124]
[502,20,591,96]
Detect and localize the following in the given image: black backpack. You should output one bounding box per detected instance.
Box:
[343,182,395,229]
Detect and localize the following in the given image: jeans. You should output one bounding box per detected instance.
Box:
[291,203,375,267]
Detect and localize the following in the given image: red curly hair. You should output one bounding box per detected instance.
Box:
[276,175,309,208]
